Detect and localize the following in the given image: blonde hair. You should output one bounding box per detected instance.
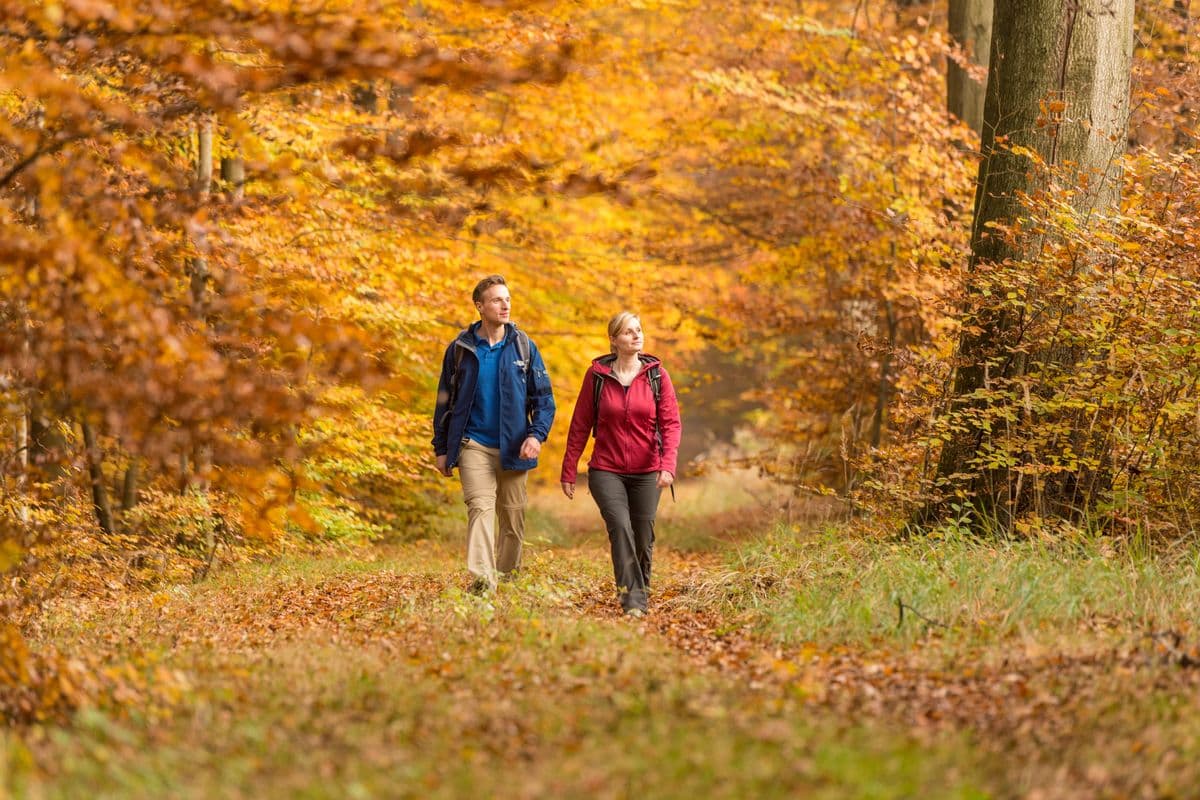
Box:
[607,311,641,354]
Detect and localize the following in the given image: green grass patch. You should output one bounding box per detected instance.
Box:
[701,524,1200,650]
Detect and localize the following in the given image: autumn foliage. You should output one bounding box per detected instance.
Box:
[2,0,1200,734]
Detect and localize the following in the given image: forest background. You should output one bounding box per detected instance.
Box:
[3,0,1200,797]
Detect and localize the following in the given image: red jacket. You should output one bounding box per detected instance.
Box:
[560,354,682,484]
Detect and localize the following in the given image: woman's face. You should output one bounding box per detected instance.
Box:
[610,318,644,355]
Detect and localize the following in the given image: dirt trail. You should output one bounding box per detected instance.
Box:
[15,528,1200,798]
[566,543,1200,794]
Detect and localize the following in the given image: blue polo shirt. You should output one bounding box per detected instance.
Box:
[465,333,505,448]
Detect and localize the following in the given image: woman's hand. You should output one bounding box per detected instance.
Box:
[656,471,674,489]
[561,481,576,499]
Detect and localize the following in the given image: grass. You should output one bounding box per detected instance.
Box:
[12,471,1200,798]
[700,523,1200,651]
[4,544,990,800]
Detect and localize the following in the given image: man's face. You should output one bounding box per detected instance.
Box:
[476,284,511,326]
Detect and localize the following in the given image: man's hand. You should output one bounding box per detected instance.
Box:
[436,454,452,477]
[519,436,542,460]
[656,470,674,489]
[561,481,575,499]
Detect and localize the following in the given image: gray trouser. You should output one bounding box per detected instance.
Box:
[588,469,661,612]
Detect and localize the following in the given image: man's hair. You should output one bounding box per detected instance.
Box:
[472,274,508,305]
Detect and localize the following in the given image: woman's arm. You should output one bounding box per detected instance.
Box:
[560,366,598,484]
[656,366,682,479]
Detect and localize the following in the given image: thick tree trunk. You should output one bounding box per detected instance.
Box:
[934,0,1134,524]
[947,0,993,135]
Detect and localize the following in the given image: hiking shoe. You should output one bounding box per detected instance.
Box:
[625,608,646,619]
[468,578,494,596]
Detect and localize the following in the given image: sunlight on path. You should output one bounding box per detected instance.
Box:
[9,472,1200,798]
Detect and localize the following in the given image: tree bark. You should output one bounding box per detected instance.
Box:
[189,120,213,315]
[934,0,1134,524]
[351,82,377,113]
[182,120,215,492]
[28,396,67,483]
[15,401,28,522]
[947,0,993,135]
[388,84,412,116]
[82,422,114,535]
[220,154,245,202]
[121,461,139,512]
[869,300,897,450]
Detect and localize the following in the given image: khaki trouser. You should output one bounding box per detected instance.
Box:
[458,439,527,588]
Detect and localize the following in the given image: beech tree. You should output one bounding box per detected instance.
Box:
[947,0,992,133]
[0,0,578,542]
[933,0,1135,523]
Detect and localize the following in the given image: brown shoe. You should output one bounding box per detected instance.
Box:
[468,578,494,596]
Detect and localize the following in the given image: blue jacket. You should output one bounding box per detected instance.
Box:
[432,322,555,471]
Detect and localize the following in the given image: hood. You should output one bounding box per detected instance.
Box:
[591,353,662,377]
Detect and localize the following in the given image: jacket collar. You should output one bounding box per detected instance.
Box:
[457,321,517,349]
[592,353,661,377]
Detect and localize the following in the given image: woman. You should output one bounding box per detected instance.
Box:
[561,312,682,618]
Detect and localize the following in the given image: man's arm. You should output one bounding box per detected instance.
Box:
[431,343,455,464]
[524,340,556,445]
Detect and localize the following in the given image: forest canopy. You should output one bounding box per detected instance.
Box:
[2,0,1199,728]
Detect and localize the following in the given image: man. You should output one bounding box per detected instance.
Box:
[432,274,556,593]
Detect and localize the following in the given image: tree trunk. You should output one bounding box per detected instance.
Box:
[28,396,67,483]
[121,461,139,512]
[15,401,28,522]
[220,155,245,202]
[189,120,213,315]
[934,0,1134,524]
[947,0,993,135]
[388,84,412,116]
[183,121,214,492]
[351,82,377,113]
[81,421,114,535]
[869,299,897,449]
[19,192,68,493]
[1171,1,1192,148]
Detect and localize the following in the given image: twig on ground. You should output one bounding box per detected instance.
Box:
[1144,630,1200,669]
[895,597,950,632]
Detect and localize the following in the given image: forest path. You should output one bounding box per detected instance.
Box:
[7,480,1200,798]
